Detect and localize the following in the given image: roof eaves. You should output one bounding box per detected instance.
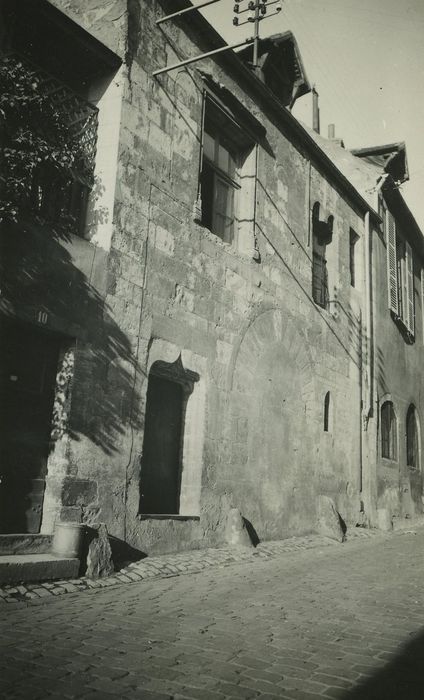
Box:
[157,0,380,222]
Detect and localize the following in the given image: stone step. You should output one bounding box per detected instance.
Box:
[0,554,79,585]
[0,534,53,556]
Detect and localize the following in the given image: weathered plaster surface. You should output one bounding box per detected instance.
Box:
[4,0,422,552]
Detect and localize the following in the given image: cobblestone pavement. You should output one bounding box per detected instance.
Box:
[1,528,424,700]
[0,530,377,604]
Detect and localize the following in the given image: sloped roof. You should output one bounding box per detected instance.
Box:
[305,127,424,250]
[237,32,311,108]
[303,125,384,208]
[351,143,409,184]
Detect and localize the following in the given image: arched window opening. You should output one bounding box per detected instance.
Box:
[406,404,420,470]
[312,203,333,309]
[381,401,397,460]
[139,356,199,515]
[324,391,331,432]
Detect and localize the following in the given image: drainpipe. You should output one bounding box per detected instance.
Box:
[363,210,372,423]
[361,176,388,520]
[359,210,372,516]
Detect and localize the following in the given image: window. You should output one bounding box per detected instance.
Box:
[139,358,199,516]
[200,97,252,244]
[324,391,331,432]
[406,405,419,470]
[312,203,333,308]
[1,52,98,238]
[1,2,121,241]
[385,207,414,335]
[381,401,397,460]
[349,228,359,287]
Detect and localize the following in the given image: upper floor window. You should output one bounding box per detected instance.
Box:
[0,1,121,242]
[312,203,333,308]
[0,54,97,237]
[199,96,253,245]
[385,207,415,336]
[381,400,397,460]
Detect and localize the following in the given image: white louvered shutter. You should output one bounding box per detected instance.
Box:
[386,210,398,314]
[421,267,424,344]
[405,241,414,334]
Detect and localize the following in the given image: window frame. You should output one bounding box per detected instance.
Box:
[385,206,415,336]
[199,94,253,246]
[323,391,331,432]
[380,400,397,461]
[311,203,333,309]
[406,404,420,471]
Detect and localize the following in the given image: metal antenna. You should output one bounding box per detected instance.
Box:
[153,0,283,77]
[233,1,284,68]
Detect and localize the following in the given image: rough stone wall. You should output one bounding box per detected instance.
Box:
[371,223,424,524]
[96,1,366,551]
[3,0,373,551]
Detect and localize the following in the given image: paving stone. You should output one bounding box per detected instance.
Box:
[1,530,424,699]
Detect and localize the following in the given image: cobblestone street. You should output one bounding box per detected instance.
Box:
[2,529,424,700]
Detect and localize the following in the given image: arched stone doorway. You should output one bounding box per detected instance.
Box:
[226,308,317,540]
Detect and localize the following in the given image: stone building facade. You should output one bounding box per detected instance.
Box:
[0,0,423,553]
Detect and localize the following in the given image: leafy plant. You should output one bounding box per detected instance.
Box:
[0,54,96,231]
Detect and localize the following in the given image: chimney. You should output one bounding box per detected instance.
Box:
[327,123,345,148]
[312,86,320,134]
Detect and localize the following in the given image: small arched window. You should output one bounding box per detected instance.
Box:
[324,391,331,432]
[381,401,397,460]
[406,404,419,470]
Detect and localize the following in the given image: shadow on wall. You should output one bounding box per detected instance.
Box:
[0,220,143,456]
[342,627,424,699]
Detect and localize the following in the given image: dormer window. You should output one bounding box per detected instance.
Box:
[236,32,311,109]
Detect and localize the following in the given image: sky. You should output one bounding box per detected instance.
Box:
[194,0,424,229]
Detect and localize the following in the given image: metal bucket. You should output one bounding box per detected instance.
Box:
[52,522,85,559]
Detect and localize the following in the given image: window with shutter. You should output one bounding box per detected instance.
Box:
[386,210,398,314]
[405,241,415,335]
[421,267,424,344]
[384,204,415,338]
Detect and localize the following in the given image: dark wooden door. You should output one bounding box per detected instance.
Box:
[0,318,60,533]
[139,375,183,515]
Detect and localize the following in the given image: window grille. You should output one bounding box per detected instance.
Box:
[3,54,98,182]
[1,54,98,233]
